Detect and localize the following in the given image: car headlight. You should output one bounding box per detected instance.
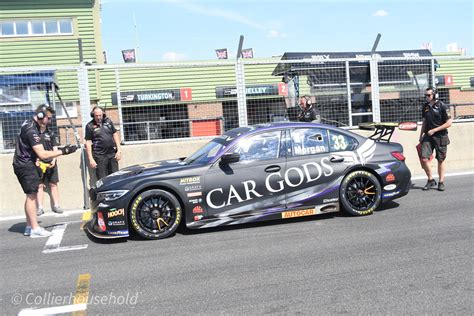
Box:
[96,190,129,202]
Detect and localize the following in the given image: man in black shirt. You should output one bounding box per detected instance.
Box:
[298,96,321,122]
[13,105,77,237]
[419,87,454,191]
[85,106,122,182]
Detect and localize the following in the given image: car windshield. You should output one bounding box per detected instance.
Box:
[183,127,253,165]
[183,139,227,165]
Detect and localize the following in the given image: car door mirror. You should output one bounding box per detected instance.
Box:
[220,152,240,165]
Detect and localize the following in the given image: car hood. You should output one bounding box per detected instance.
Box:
[96,159,195,189]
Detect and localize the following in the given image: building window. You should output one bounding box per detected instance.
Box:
[54,101,78,119]
[0,18,73,37]
[0,85,30,105]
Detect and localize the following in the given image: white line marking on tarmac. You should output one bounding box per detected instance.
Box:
[0,209,87,222]
[42,222,88,254]
[18,303,87,316]
[411,170,474,181]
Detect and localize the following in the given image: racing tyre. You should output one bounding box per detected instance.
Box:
[129,189,182,239]
[340,170,381,216]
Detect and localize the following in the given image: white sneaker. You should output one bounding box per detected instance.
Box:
[24,226,31,236]
[30,227,53,238]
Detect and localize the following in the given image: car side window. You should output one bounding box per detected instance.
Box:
[291,128,329,156]
[231,131,281,162]
[328,130,358,152]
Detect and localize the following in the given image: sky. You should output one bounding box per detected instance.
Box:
[100,0,474,63]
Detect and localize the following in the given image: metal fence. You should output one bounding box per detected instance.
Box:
[1,55,473,152]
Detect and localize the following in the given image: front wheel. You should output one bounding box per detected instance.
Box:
[340,170,381,216]
[129,189,182,239]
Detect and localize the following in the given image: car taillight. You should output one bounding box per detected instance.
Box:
[391,151,405,161]
[97,212,106,232]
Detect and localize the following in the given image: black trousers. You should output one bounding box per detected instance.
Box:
[94,154,118,180]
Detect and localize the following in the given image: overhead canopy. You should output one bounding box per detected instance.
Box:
[0,71,56,86]
[272,49,434,76]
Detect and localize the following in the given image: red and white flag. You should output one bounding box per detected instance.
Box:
[215,48,228,59]
[241,48,254,58]
[122,49,136,63]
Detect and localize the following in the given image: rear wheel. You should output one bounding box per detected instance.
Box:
[129,189,182,239]
[340,170,381,216]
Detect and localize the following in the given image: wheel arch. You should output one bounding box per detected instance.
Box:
[343,164,383,185]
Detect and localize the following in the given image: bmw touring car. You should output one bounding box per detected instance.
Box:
[85,122,411,240]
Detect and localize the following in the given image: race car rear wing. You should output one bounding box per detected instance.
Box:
[359,122,417,143]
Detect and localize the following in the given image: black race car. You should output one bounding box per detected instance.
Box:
[85,122,411,240]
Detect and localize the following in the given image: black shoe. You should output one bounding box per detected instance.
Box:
[423,179,437,190]
[438,182,445,191]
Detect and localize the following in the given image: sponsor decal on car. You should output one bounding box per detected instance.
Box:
[187,192,203,197]
[108,208,125,218]
[185,185,202,192]
[189,198,203,204]
[206,160,334,209]
[108,220,125,226]
[107,230,128,235]
[194,215,203,221]
[282,209,317,219]
[383,190,401,198]
[180,176,201,185]
[294,145,327,155]
[385,173,396,182]
[384,184,397,191]
[323,198,339,203]
[97,212,106,232]
[192,206,203,214]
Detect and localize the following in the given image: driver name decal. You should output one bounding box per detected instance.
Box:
[206,159,334,209]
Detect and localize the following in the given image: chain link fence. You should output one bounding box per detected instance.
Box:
[1,55,473,152]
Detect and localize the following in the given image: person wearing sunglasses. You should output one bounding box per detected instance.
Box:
[12,104,77,238]
[419,87,454,191]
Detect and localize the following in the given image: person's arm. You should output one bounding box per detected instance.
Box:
[51,132,59,167]
[32,144,77,160]
[32,144,62,161]
[85,140,97,168]
[113,131,122,161]
[51,145,59,167]
[84,123,97,168]
[419,119,426,142]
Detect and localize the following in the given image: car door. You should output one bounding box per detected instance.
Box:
[284,127,350,210]
[202,129,287,218]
